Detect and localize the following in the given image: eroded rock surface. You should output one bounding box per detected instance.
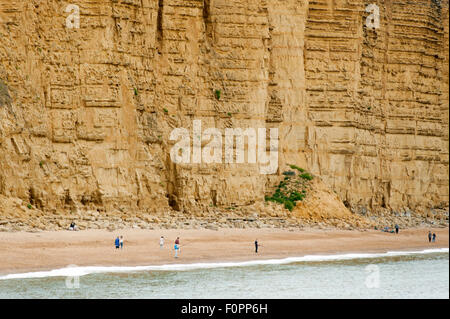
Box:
[0,0,448,230]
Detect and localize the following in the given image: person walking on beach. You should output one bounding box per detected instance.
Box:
[174,237,180,258]
[120,236,124,249]
[160,236,165,249]
[428,231,432,243]
[115,236,120,250]
[432,233,436,243]
[395,224,399,234]
[255,239,259,254]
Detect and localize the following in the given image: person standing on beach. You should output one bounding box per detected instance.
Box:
[432,233,436,243]
[395,224,399,234]
[115,236,120,250]
[428,231,432,243]
[255,239,259,254]
[120,236,124,249]
[174,237,180,258]
[160,236,165,249]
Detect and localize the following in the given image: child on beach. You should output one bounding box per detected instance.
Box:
[432,233,436,243]
[120,236,124,249]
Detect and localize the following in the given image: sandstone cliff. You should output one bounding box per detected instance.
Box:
[0,0,448,230]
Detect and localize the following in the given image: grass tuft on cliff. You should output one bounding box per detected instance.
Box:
[300,172,313,180]
[289,164,305,173]
[215,89,221,100]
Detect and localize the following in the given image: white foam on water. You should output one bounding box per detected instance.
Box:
[1,248,447,280]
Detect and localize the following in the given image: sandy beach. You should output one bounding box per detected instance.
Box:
[0,227,448,276]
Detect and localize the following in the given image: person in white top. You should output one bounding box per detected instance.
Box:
[160,236,164,249]
[120,236,124,249]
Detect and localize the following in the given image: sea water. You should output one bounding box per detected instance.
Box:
[0,249,448,299]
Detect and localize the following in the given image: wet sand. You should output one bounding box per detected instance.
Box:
[0,227,447,275]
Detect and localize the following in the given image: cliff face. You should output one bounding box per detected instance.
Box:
[0,0,448,218]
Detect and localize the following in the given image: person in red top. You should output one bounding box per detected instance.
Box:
[174,237,180,258]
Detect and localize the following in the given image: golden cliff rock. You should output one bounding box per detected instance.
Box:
[0,0,448,229]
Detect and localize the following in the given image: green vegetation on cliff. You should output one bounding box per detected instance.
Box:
[265,166,313,211]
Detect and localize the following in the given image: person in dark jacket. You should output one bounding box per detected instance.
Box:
[115,236,120,249]
[428,231,432,243]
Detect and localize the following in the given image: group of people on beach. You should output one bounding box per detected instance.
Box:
[158,236,180,257]
[111,235,261,257]
[428,231,437,243]
[158,236,181,258]
[68,221,78,231]
[380,225,438,243]
[380,224,400,234]
[69,216,441,257]
[114,235,182,257]
[70,219,438,255]
[114,236,124,249]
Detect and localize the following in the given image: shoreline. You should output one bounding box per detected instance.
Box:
[0,227,448,276]
[2,247,448,280]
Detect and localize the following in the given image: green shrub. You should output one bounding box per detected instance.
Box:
[284,200,294,211]
[265,188,305,212]
[163,108,168,113]
[134,88,138,96]
[27,204,32,209]
[289,164,305,173]
[265,167,313,211]
[300,173,313,180]
[215,90,221,100]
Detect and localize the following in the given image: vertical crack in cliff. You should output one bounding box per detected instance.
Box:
[264,2,277,125]
[0,78,13,117]
[203,0,216,52]
[203,0,211,37]
[156,0,164,48]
